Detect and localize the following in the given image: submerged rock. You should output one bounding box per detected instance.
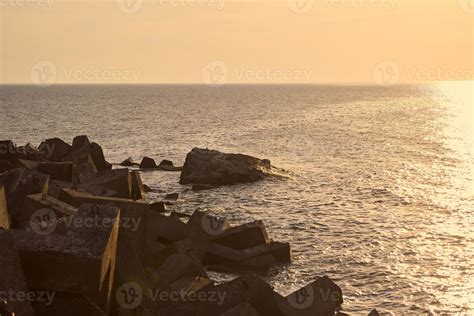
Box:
[180,148,285,186]
[140,156,157,169]
[119,157,139,167]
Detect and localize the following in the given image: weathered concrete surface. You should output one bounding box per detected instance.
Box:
[204,241,290,273]
[130,170,146,201]
[38,162,74,182]
[148,253,207,290]
[194,274,285,316]
[211,220,269,250]
[0,230,35,316]
[38,138,72,162]
[150,201,166,213]
[220,301,260,316]
[0,185,10,229]
[58,189,148,256]
[79,169,131,199]
[180,148,285,186]
[71,135,90,153]
[0,168,49,227]
[184,211,230,241]
[31,291,105,316]
[12,205,120,314]
[147,211,186,245]
[72,154,98,184]
[277,275,343,316]
[17,193,77,230]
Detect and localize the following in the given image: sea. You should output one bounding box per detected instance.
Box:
[1,82,473,315]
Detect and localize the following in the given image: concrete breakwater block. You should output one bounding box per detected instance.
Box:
[0,168,50,226]
[17,193,77,231]
[0,185,10,229]
[79,169,131,199]
[38,138,72,162]
[72,154,98,184]
[0,230,35,316]
[11,206,121,314]
[58,189,149,256]
[276,275,343,316]
[130,170,146,201]
[211,220,269,250]
[146,211,186,245]
[37,162,74,182]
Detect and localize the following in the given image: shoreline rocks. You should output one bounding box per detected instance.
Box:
[0,136,378,315]
[180,148,287,186]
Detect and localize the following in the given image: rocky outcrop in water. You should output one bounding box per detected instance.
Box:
[0,136,380,315]
[180,148,285,186]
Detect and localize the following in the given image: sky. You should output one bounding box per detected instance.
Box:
[0,0,473,84]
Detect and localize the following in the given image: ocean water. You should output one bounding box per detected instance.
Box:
[1,83,473,314]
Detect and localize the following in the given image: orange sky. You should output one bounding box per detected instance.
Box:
[1,0,473,84]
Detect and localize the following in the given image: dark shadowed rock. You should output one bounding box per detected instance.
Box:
[159,159,174,167]
[0,168,50,227]
[39,138,71,162]
[119,157,139,167]
[130,170,146,200]
[71,135,90,152]
[0,230,35,316]
[150,201,166,213]
[0,185,10,229]
[164,192,180,201]
[140,156,157,169]
[368,309,380,316]
[0,159,14,173]
[180,148,284,186]
[143,184,153,192]
[38,162,74,182]
[276,275,343,316]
